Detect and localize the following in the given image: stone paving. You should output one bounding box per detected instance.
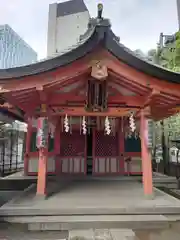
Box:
[1,180,180,216]
[0,223,68,240]
[1,226,180,240]
[1,178,180,239]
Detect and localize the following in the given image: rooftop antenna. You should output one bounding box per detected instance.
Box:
[97,3,103,19]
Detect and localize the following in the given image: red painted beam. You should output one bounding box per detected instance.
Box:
[109,71,150,93]
[111,78,148,96]
[41,106,140,117]
[108,96,145,106]
[49,94,85,105]
[105,53,180,97]
[10,88,36,96]
[44,71,88,91]
[36,89,47,102]
[49,94,145,106]
[108,83,123,96]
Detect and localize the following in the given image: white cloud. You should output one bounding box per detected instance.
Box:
[0,0,178,59]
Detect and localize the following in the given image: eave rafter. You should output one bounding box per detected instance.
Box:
[43,69,90,92]
[105,53,180,97]
[109,71,151,96]
[0,67,91,114]
[142,91,180,120]
[1,87,39,112]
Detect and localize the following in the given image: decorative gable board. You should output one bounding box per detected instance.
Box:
[109,82,137,96]
[55,81,84,93]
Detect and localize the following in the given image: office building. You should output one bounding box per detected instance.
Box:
[177,0,180,30]
[0,24,37,69]
[47,0,90,57]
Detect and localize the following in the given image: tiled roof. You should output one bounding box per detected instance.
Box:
[0,17,180,83]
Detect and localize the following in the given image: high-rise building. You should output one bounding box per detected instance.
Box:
[47,0,90,57]
[177,0,180,30]
[0,24,37,69]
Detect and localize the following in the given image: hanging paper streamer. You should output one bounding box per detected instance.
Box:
[64,114,69,133]
[129,113,136,132]
[36,117,49,149]
[105,116,111,135]
[82,116,87,135]
[49,122,55,138]
[144,119,153,149]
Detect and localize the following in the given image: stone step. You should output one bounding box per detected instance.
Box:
[69,229,137,240]
[3,214,169,231]
[1,206,180,216]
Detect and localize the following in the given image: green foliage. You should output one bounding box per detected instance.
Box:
[147,49,156,57]
[155,31,180,72]
[148,33,180,154]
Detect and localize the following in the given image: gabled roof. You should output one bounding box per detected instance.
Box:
[0,16,180,83]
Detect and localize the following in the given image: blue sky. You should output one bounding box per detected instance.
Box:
[0,0,178,59]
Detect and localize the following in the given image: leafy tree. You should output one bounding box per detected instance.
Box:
[134,49,145,57]
[153,31,180,72]
[147,49,156,57]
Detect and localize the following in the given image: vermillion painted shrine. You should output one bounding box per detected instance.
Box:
[0,5,180,198]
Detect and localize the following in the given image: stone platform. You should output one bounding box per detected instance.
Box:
[1,180,180,215]
[1,179,180,231]
[1,179,180,237]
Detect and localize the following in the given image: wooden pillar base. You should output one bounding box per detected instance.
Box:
[144,193,154,200]
[35,194,47,201]
[36,147,48,197]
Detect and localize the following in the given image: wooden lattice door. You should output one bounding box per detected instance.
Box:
[60,131,86,174]
[93,130,119,175]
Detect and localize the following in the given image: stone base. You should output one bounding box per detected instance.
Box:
[35,194,47,201]
[7,215,169,231]
[144,192,154,200]
[68,229,136,240]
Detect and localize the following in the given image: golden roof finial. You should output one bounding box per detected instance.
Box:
[97,3,103,19]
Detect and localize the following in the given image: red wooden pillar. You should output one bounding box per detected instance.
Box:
[36,117,48,197]
[24,121,32,176]
[37,147,48,196]
[140,110,153,198]
[119,117,125,173]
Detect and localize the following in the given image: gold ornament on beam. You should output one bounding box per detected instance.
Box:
[91,62,108,81]
[41,104,47,113]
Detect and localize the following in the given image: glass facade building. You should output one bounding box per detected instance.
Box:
[0,24,37,69]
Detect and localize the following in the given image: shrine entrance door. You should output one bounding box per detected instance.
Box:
[93,130,119,175]
[60,131,86,174]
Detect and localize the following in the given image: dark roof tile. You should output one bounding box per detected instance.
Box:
[0,17,180,84]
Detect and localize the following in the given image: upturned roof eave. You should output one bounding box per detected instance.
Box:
[0,18,180,83]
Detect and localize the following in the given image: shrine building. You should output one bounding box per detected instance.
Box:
[0,4,180,198]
